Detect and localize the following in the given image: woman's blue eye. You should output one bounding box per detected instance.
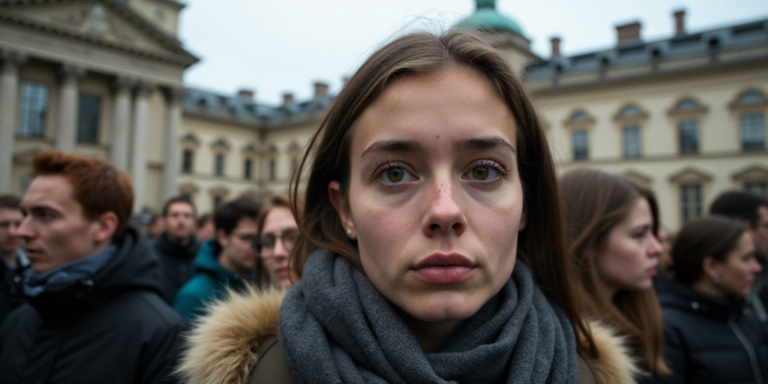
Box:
[380,167,413,183]
[466,166,498,180]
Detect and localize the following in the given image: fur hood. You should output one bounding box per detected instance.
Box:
[178,286,639,384]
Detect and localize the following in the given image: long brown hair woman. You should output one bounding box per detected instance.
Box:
[560,168,670,380]
[179,31,637,384]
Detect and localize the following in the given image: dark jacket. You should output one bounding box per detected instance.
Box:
[0,227,186,384]
[657,280,768,384]
[173,240,253,322]
[153,232,200,304]
[0,250,29,325]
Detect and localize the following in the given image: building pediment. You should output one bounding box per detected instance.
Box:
[668,167,713,184]
[0,0,197,66]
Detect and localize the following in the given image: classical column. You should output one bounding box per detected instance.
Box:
[55,64,85,153]
[131,82,154,213]
[110,76,133,170]
[0,51,27,193]
[162,87,185,201]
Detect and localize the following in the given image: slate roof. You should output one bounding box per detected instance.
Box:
[526,18,768,80]
[183,87,335,128]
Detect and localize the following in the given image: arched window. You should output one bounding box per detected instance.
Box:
[570,111,589,122]
[244,158,253,180]
[572,130,589,161]
[268,146,278,181]
[182,149,194,173]
[737,90,766,105]
[619,105,642,117]
[675,99,700,111]
[214,154,225,176]
[734,91,767,152]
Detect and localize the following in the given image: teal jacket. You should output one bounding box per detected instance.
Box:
[173,240,253,322]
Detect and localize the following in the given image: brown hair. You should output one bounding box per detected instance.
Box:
[670,215,746,286]
[289,30,595,356]
[31,150,134,241]
[559,168,669,374]
[254,195,301,288]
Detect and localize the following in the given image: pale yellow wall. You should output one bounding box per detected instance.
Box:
[536,65,768,231]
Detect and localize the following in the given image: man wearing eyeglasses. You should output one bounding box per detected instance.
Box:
[174,197,262,322]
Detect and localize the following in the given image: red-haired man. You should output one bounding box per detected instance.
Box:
[0,151,185,384]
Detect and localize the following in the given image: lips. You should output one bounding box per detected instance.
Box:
[411,253,476,284]
[273,267,288,277]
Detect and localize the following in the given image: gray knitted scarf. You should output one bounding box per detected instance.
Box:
[278,249,579,384]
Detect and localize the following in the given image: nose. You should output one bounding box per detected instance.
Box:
[647,234,663,258]
[272,238,289,259]
[752,258,763,274]
[422,179,467,237]
[14,216,34,240]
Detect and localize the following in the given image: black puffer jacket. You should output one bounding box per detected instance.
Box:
[153,232,200,304]
[0,227,186,384]
[0,252,28,325]
[656,280,768,384]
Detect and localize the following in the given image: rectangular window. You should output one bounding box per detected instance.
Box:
[269,159,276,181]
[18,81,49,138]
[678,120,699,155]
[572,130,589,161]
[291,157,298,176]
[740,113,766,151]
[213,195,223,208]
[182,149,193,173]
[680,184,702,224]
[214,154,224,176]
[745,182,768,200]
[244,159,252,180]
[77,94,101,144]
[622,125,642,158]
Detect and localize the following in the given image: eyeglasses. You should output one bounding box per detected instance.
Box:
[254,229,298,258]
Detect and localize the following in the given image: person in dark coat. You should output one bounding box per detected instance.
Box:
[0,151,185,384]
[153,196,200,304]
[710,191,768,313]
[174,197,261,322]
[657,216,768,384]
[0,194,29,325]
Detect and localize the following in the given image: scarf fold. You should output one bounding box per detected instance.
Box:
[278,249,578,384]
[23,245,117,297]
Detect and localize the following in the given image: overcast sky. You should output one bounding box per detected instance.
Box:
[179,0,768,105]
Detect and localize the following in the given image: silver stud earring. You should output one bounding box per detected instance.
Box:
[714,275,721,284]
[346,228,352,236]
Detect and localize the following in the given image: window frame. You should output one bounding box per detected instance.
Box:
[76,93,102,144]
[17,81,50,139]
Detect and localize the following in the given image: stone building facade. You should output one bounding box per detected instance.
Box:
[1,0,766,231]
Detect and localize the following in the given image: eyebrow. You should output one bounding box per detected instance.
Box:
[360,140,429,159]
[453,136,516,153]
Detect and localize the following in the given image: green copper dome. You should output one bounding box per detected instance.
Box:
[456,0,525,36]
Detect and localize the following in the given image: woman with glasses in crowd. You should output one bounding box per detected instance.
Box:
[560,169,670,382]
[178,30,637,384]
[254,196,299,289]
[656,215,768,383]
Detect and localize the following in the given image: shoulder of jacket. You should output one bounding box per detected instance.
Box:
[583,320,642,384]
[176,285,286,384]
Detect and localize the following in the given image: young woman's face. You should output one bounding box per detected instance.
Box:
[259,206,299,289]
[595,197,662,294]
[713,233,761,297]
[331,66,525,323]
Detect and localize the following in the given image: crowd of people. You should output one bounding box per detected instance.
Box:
[0,30,766,384]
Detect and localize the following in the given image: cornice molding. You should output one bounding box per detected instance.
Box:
[0,1,198,67]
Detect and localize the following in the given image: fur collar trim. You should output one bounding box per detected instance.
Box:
[177,286,285,384]
[178,287,639,384]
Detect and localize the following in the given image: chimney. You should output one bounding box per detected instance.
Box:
[550,37,561,57]
[283,92,294,105]
[674,10,686,35]
[313,82,329,97]
[616,21,641,44]
[238,88,254,100]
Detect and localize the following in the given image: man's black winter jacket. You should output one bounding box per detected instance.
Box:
[0,227,186,384]
[153,232,200,304]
